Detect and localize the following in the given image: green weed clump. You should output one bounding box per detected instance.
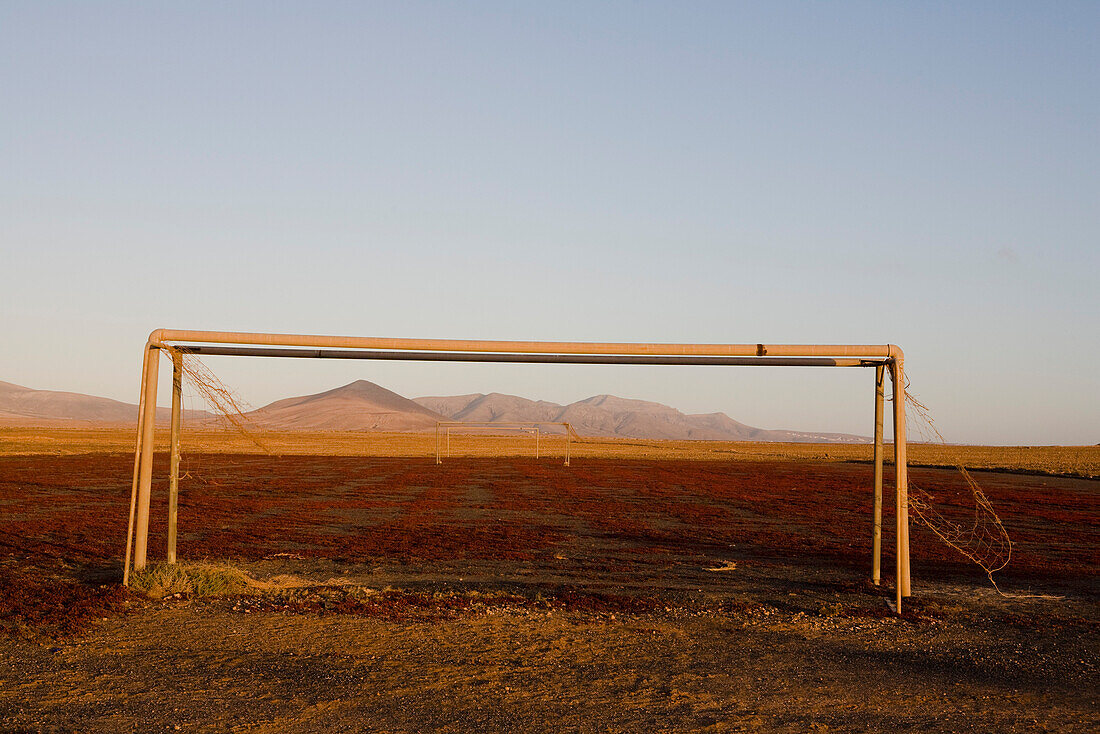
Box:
[129,562,252,599]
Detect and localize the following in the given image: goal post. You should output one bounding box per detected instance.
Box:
[124,329,910,611]
[435,421,575,465]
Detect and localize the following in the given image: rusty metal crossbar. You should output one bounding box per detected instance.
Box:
[173,344,886,367]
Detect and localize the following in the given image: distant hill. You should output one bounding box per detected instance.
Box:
[0,380,208,425]
[415,390,869,443]
[0,377,869,442]
[415,393,564,424]
[246,380,447,431]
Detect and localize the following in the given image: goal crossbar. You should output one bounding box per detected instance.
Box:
[174,344,883,367]
[124,329,911,612]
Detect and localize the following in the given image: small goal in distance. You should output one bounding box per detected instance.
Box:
[123,330,912,612]
[435,421,577,465]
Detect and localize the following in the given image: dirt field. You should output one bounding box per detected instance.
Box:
[0,436,1097,731]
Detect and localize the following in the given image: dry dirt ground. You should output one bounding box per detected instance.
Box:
[0,448,1097,732]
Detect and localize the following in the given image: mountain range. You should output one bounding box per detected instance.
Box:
[0,380,208,426]
[412,390,867,443]
[0,378,868,443]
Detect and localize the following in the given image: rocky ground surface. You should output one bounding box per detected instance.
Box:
[0,454,1096,731]
[1,574,1096,733]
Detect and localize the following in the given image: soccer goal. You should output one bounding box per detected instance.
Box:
[435,421,576,465]
[123,329,912,611]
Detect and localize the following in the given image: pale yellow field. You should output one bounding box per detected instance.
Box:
[1,426,1096,478]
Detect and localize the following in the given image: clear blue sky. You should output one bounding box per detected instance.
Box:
[2,2,1097,444]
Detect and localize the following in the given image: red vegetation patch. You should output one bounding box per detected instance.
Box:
[0,452,1096,636]
[0,564,131,638]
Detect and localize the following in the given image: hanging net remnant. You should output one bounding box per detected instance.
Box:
[901,386,1013,587]
[174,351,274,455]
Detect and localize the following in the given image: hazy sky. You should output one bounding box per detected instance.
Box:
[2,2,1097,445]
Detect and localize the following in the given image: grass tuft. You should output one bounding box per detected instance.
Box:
[129,562,252,599]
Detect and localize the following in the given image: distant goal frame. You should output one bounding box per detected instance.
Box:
[123,329,912,611]
[435,421,578,465]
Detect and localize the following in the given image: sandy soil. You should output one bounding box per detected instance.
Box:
[0,453,1096,731]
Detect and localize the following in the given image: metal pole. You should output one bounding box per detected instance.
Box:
[132,345,161,572]
[872,365,885,585]
[167,352,182,564]
[435,423,441,464]
[447,428,450,457]
[176,346,879,367]
[535,427,539,459]
[148,329,898,359]
[891,359,911,599]
[565,426,570,467]
[122,347,151,586]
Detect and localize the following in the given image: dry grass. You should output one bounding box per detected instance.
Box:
[127,560,342,599]
[1,426,1096,477]
[128,562,254,599]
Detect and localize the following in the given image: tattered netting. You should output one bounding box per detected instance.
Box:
[901,388,1013,587]
[172,350,274,455]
